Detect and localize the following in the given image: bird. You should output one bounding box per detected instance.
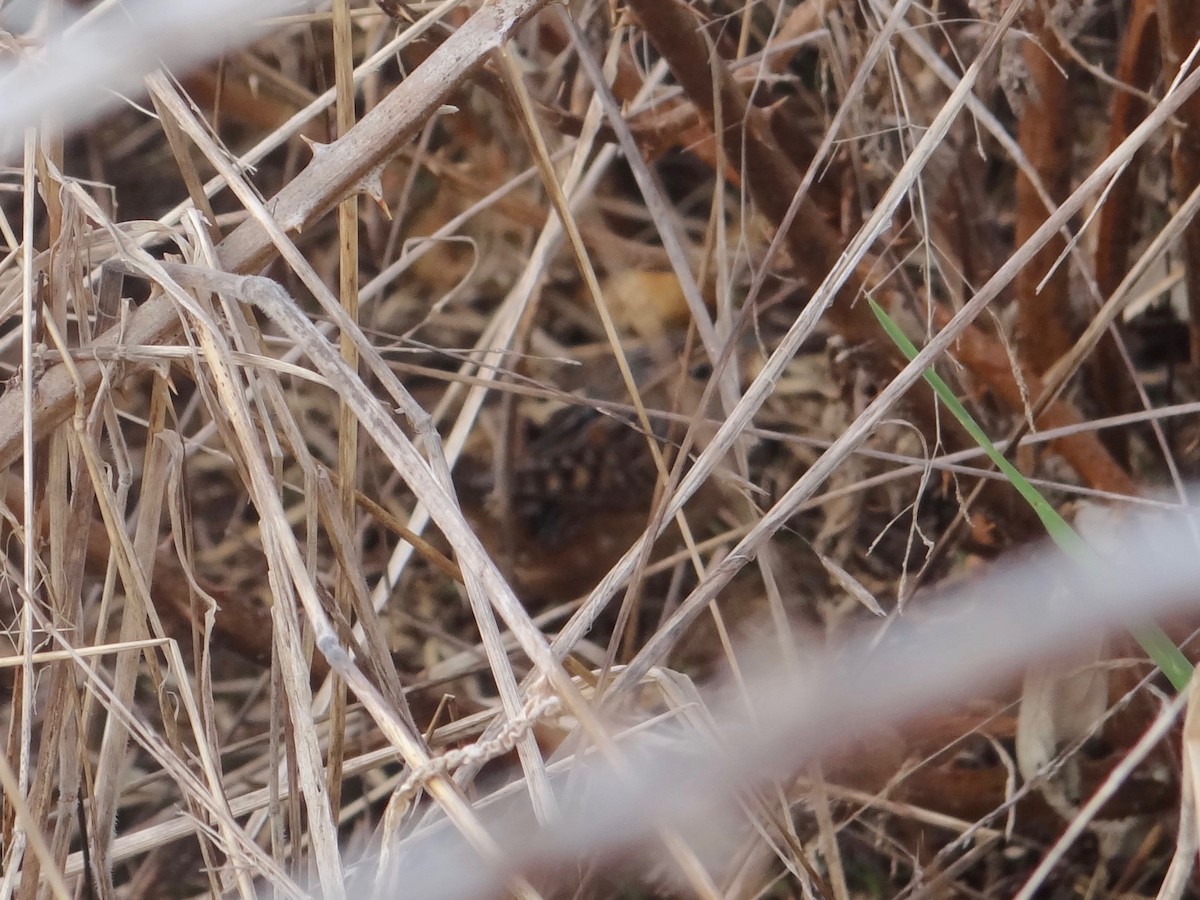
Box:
[454,350,727,603]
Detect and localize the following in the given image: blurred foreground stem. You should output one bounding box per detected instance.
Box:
[869,298,1193,691]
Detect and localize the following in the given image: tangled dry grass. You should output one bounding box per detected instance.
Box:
[3,0,1200,897]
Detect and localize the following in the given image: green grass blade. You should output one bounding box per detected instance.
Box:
[868,297,1192,690]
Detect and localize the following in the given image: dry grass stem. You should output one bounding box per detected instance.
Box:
[6,1,1200,896]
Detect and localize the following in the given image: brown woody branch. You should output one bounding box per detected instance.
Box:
[0,0,552,679]
[1013,4,1075,374]
[1087,0,1159,457]
[0,0,553,474]
[1159,0,1200,364]
[625,0,1136,498]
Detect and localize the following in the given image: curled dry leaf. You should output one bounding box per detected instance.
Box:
[817,550,886,617]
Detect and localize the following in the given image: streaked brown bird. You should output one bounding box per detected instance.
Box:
[455,355,729,603]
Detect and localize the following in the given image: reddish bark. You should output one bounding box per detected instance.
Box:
[941,313,1137,496]
[1014,4,1075,374]
[1158,0,1200,363]
[1088,0,1159,459]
